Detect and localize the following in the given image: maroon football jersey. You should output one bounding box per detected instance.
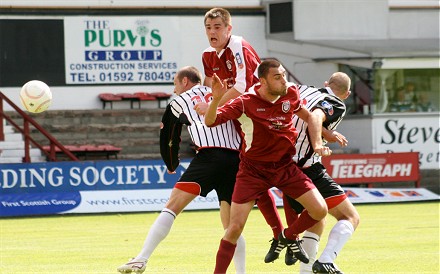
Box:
[202,35,260,94]
[211,83,303,162]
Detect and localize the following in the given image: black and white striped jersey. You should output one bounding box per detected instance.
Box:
[160,85,242,172]
[292,85,346,167]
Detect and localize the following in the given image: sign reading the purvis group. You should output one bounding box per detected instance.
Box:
[64,17,180,84]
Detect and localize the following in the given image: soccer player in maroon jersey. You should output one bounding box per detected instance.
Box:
[261,74,359,274]
[205,59,332,274]
[197,9,290,263]
[195,7,260,114]
[117,66,245,274]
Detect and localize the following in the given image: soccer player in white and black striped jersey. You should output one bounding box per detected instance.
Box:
[117,66,245,274]
[289,74,360,273]
[263,73,360,274]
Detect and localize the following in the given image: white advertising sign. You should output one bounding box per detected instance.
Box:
[372,114,440,169]
[62,187,438,214]
[64,17,180,84]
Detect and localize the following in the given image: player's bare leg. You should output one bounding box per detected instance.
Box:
[117,186,197,273]
[214,201,254,274]
[219,200,246,274]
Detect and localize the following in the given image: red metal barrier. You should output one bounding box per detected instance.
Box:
[0,91,79,162]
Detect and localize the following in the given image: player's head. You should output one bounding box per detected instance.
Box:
[258,59,288,96]
[326,72,351,100]
[204,8,233,51]
[173,66,202,95]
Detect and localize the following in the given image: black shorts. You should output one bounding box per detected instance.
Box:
[286,162,345,213]
[178,148,240,204]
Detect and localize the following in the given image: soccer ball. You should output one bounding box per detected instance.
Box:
[19,80,52,113]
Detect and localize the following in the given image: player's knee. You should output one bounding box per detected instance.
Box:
[312,202,328,220]
[350,210,360,230]
[317,204,328,220]
[331,203,360,230]
[226,222,245,237]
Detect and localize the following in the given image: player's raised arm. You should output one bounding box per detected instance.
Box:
[205,74,227,126]
[216,86,242,107]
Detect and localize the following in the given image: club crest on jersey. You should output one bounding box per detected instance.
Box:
[282,101,291,113]
[235,53,244,69]
[321,100,334,115]
[226,60,233,71]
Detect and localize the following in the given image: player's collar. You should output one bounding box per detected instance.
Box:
[325,86,336,96]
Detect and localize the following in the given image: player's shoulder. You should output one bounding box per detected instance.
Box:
[286,82,299,94]
[227,35,247,50]
[246,83,260,95]
[229,35,244,44]
[179,85,211,98]
[298,84,318,93]
[319,87,344,105]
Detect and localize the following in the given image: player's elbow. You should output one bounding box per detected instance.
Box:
[204,117,215,127]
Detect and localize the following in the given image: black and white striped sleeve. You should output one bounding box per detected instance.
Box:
[159,102,190,172]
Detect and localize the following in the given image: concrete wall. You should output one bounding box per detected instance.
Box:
[389,8,440,39]
[293,0,388,40]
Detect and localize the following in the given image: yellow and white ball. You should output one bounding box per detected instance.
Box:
[19,80,52,113]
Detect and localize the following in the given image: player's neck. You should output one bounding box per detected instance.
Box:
[259,88,280,103]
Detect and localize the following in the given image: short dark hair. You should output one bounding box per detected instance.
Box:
[204,8,232,26]
[258,59,281,79]
[176,66,202,84]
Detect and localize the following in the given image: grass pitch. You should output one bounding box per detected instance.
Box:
[1,201,438,273]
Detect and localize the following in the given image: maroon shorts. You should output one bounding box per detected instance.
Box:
[232,156,315,204]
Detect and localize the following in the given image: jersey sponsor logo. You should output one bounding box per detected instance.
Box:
[321,100,334,115]
[226,60,233,71]
[282,100,291,113]
[191,95,202,103]
[256,108,265,112]
[235,53,244,69]
[268,116,287,130]
[270,120,285,130]
[191,94,212,104]
[213,67,220,71]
